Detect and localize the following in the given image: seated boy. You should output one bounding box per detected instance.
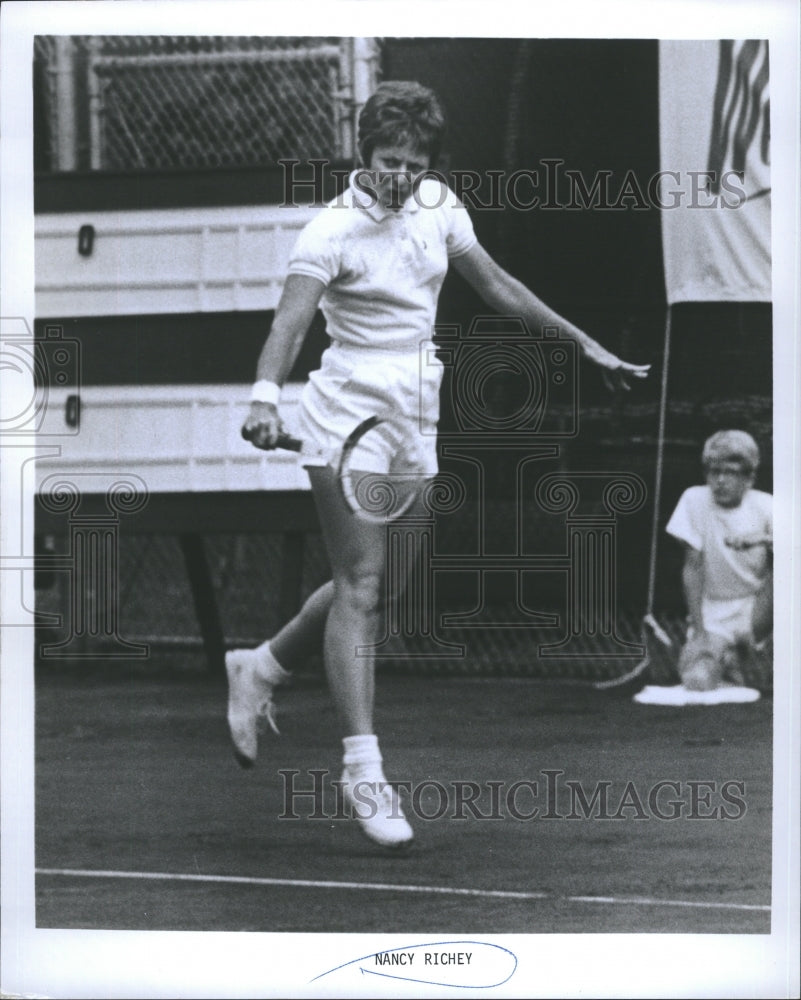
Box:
[666,429,772,692]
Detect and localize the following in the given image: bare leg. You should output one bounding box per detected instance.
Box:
[267,472,431,678]
[267,581,333,670]
[305,466,428,847]
[308,466,389,735]
[751,568,772,646]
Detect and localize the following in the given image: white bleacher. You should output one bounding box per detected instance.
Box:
[35,204,316,317]
[35,205,318,494]
[33,383,311,495]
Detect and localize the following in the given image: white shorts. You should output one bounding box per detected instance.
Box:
[702,595,756,643]
[297,340,442,476]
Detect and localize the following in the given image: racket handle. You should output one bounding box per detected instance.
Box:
[241,424,303,452]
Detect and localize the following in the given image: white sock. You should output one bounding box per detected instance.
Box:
[342,734,385,784]
[253,640,287,681]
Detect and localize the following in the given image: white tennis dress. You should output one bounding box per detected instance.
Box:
[286,173,477,475]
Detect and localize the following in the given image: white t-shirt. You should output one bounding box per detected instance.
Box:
[287,174,477,351]
[665,485,772,601]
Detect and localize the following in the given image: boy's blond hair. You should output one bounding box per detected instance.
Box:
[702,429,760,474]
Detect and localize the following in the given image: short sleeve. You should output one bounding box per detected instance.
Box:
[286,211,341,286]
[665,487,704,551]
[756,490,773,537]
[439,184,477,259]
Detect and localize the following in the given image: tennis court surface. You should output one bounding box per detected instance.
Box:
[35,663,772,935]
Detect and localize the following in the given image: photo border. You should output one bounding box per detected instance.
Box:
[2,2,799,997]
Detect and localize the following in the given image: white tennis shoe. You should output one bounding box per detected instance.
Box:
[225,646,291,767]
[341,770,414,850]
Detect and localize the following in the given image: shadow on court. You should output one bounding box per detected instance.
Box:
[35,663,772,934]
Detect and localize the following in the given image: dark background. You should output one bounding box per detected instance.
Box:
[34,37,772,623]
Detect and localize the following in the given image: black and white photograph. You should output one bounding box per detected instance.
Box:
[1,1,799,997]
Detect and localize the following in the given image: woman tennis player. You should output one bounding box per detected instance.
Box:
[226,81,650,849]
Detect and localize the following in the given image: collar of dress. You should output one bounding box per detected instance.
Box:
[347,169,421,221]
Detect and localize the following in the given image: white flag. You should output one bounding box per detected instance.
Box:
[659,40,771,303]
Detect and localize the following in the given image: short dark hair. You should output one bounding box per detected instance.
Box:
[358,80,446,167]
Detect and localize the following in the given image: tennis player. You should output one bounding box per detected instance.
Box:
[227,81,650,848]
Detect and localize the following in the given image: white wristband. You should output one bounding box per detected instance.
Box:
[250,379,281,405]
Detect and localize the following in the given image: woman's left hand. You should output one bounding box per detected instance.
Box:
[601,362,652,392]
[582,341,651,391]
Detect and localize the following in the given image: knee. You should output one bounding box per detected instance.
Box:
[682,659,719,691]
[678,632,726,690]
[336,567,385,616]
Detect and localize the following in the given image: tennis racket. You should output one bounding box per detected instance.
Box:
[241,415,418,523]
[592,613,674,693]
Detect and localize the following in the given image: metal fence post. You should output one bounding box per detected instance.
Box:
[86,37,103,170]
[53,37,78,171]
[352,37,380,120]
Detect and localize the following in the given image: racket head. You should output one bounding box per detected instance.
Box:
[592,615,677,692]
[336,416,419,523]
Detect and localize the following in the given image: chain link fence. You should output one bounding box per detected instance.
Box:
[34,35,376,172]
[33,524,772,690]
[34,35,530,177]
[88,37,344,170]
[33,36,60,171]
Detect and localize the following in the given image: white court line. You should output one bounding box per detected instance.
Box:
[35,868,770,913]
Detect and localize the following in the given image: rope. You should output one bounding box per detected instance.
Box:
[592,306,674,690]
[646,305,672,617]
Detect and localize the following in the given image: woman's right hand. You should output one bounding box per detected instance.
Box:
[242,401,284,450]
